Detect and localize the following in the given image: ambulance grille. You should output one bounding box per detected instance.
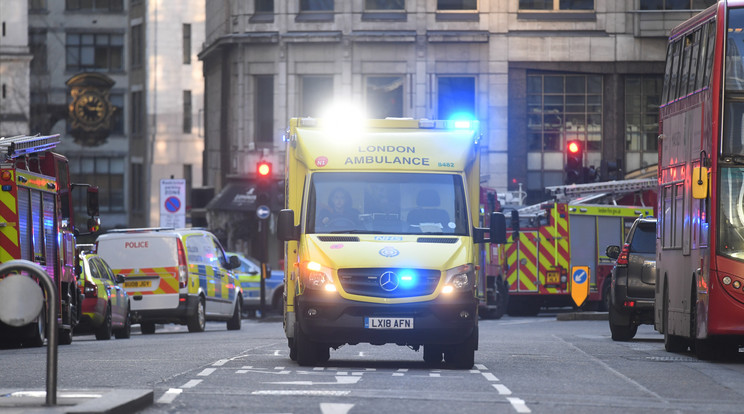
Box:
[417,237,458,244]
[337,268,440,298]
[318,236,360,242]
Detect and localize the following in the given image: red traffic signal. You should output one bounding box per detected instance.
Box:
[256,161,272,177]
[567,140,581,154]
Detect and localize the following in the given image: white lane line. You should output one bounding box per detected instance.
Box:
[273,350,282,356]
[197,368,216,376]
[475,364,487,370]
[212,359,229,366]
[358,352,366,357]
[320,402,355,414]
[181,380,202,389]
[275,366,286,370]
[397,369,408,373]
[314,367,325,371]
[253,390,350,396]
[481,372,499,382]
[492,384,512,395]
[268,376,362,385]
[429,373,440,377]
[392,373,404,377]
[156,388,182,404]
[507,397,531,413]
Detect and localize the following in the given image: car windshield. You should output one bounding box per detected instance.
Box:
[306,172,469,235]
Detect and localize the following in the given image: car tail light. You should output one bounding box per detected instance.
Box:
[83,282,98,298]
[616,243,630,267]
[177,238,188,288]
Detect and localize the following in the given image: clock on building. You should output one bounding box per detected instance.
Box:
[72,90,111,128]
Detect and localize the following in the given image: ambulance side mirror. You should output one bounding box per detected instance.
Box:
[278,209,300,241]
[489,212,507,244]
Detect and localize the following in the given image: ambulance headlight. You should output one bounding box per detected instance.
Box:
[444,264,474,292]
[302,261,335,291]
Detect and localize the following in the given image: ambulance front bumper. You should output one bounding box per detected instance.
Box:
[295,291,478,346]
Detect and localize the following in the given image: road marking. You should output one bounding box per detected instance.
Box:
[314,367,325,371]
[475,364,487,370]
[197,368,216,376]
[156,388,182,404]
[507,397,531,413]
[213,359,229,366]
[481,372,499,382]
[320,403,355,414]
[273,350,282,356]
[493,384,512,395]
[275,366,286,370]
[181,380,202,388]
[237,369,291,375]
[393,373,404,376]
[252,390,350,396]
[268,376,362,385]
[358,352,366,357]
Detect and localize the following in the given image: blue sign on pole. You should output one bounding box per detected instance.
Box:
[164,196,181,213]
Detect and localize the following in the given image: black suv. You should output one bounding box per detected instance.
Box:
[605,217,657,341]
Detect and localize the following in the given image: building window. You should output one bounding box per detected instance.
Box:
[625,76,661,153]
[29,0,47,12]
[300,0,333,11]
[182,24,191,65]
[437,0,476,11]
[29,30,47,75]
[255,76,273,144]
[256,0,273,12]
[300,75,333,117]
[110,92,124,135]
[130,24,143,68]
[70,156,125,213]
[640,0,716,10]
[66,33,124,72]
[131,90,143,135]
[65,0,123,11]
[183,90,192,134]
[365,0,404,10]
[131,162,143,212]
[519,0,593,10]
[366,76,404,118]
[437,76,476,121]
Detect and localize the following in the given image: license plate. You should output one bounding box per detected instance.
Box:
[364,317,413,329]
[546,271,560,284]
[124,280,152,288]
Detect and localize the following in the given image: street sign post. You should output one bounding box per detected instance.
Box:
[571,266,590,307]
[160,179,186,228]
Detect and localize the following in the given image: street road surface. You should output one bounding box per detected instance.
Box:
[2,312,744,413]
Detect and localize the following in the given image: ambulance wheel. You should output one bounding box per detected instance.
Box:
[227,299,242,331]
[140,322,156,335]
[188,297,206,333]
[114,306,131,339]
[59,327,73,345]
[445,326,477,369]
[95,306,113,340]
[315,344,331,364]
[289,338,297,361]
[294,322,317,366]
[423,345,443,365]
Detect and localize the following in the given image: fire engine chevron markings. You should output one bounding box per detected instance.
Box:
[320,403,355,414]
[268,376,362,385]
[156,388,182,404]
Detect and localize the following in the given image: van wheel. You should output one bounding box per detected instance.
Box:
[445,326,477,369]
[188,297,206,333]
[227,299,242,331]
[295,322,317,367]
[95,306,113,340]
[140,322,156,335]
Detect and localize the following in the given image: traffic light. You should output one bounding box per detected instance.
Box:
[255,160,273,207]
[565,140,583,184]
[256,160,272,179]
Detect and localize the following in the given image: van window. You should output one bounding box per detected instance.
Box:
[185,234,222,267]
[97,236,178,269]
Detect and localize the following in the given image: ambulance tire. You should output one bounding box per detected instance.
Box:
[289,338,297,361]
[188,297,206,333]
[140,322,156,335]
[114,306,131,339]
[445,326,477,369]
[95,306,113,340]
[227,299,242,331]
[315,344,331,364]
[295,322,318,366]
[423,345,443,365]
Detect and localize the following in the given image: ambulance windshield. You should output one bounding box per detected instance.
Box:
[307,172,469,235]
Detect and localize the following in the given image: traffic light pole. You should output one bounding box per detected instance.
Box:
[258,218,268,319]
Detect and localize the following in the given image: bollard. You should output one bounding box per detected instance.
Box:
[0,260,58,405]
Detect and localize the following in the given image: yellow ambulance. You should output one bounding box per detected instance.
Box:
[278,118,496,368]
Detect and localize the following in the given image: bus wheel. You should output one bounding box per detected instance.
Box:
[663,282,687,353]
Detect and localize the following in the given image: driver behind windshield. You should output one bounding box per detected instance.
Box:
[317,188,361,231]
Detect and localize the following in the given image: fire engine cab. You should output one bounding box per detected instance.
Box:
[0,134,100,347]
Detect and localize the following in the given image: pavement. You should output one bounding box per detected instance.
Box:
[556,311,609,321]
[0,388,152,414]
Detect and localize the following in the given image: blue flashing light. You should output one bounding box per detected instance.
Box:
[398,270,417,289]
[447,112,476,129]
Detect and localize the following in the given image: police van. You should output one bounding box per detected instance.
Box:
[95,228,242,334]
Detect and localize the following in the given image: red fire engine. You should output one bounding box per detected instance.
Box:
[0,134,100,346]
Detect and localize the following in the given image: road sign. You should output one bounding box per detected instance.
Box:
[160,179,186,228]
[570,266,590,307]
[256,204,271,220]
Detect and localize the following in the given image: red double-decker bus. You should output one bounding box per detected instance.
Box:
[656,0,744,359]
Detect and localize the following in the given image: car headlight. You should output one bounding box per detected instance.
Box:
[444,264,475,292]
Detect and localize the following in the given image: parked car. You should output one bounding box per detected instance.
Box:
[95,228,242,334]
[75,246,131,340]
[228,252,284,316]
[605,217,657,341]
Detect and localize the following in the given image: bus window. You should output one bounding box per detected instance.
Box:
[726,9,744,91]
